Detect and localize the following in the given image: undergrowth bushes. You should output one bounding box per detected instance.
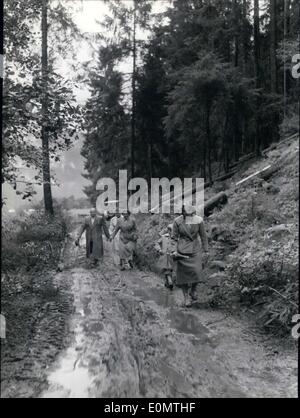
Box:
[226,226,298,335]
[209,176,298,336]
[2,209,68,273]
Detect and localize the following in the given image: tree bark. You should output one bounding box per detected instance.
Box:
[204,192,228,217]
[147,135,153,182]
[234,0,239,68]
[270,0,278,94]
[242,0,249,73]
[253,0,261,157]
[206,103,212,184]
[131,0,137,179]
[41,0,53,215]
[285,0,291,35]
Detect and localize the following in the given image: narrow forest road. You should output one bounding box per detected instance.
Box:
[41,220,297,398]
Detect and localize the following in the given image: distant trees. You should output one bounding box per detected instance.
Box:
[4,1,298,208]
[80,45,130,205]
[80,0,298,203]
[103,0,153,178]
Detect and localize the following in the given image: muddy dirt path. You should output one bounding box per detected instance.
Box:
[41,225,297,398]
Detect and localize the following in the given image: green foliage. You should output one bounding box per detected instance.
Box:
[227,230,298,335]
[3,0,83,203]
[2,210,67,273]
[80,45,130,204]
[81,0,299,188]
[206,140,299,336]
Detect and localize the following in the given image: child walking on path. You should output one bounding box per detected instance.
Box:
[154,224,176,290]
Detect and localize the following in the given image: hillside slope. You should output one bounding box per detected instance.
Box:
[136,135,299,337]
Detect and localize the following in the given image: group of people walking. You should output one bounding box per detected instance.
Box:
[75,204,209,307]
[155,205,209,307]
[75,209,138,271]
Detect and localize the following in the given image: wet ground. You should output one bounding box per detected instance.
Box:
[40,225,298,398]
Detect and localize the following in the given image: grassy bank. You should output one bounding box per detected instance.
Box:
[1,209,73,398]
[135,136,299,337]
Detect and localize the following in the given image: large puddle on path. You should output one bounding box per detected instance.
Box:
[43,347,91,398]
[42,268,211,397]
[42,271,95,398]
[42,317,94,398]
[133,285,211,342]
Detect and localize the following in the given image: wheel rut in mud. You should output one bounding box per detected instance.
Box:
[41,226,297,398]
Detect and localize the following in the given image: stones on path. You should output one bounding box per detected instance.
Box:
[261,181,280,194]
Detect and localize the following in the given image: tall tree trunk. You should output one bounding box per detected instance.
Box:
[131,0,137,179]
[41,0,53,215]
[222,110,230,172]
[283,0,288,119]
[254,0,261,89]
[242,0,249,73]
[206,102,212,184]
[202,135,206,180]
[270,0,280,145]
[147,134,153,182]
[234,0,239,67]
[285,0,291,34]
[270,0,278,93]
[253,0,261,156]
[234,35,239,67]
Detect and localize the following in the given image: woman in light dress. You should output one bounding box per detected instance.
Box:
[109,212,122,266]
[110,211,138,270]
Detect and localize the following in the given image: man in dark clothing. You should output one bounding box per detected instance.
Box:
[75,208,110,266]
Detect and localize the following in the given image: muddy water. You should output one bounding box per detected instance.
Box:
[42,270,92,398]
[41,232,298,398]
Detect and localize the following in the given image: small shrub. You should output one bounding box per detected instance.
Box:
[2,209,67,274]
[227,231,298,335]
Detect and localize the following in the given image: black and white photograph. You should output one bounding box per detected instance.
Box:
[1,0,299,399]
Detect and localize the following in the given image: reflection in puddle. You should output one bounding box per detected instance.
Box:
[133,287,176,308]
[43,346,92,398]
[133,284,212,342]
[42,276,94,399]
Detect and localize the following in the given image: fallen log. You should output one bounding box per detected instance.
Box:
[258,164,281,182]
[213,170,237,182]
[204,192,228,217]
[262,132,299,157]
[260,148,298,181]
[196,170,236,193]
[235,165,271,187]
[229,152,256,170]
[150,188,228,217]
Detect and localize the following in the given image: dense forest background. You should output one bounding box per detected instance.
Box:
[81,0,300,205]
[2,0,300,211]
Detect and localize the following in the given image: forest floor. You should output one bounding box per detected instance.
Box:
[35,225,297,398]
